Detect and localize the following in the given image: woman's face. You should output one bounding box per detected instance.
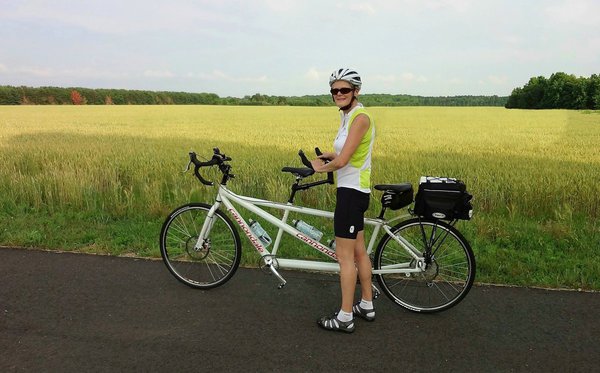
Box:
[331,81,357,109]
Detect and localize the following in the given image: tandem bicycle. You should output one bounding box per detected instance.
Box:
[159,147,475,313]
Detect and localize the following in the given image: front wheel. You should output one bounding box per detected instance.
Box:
[374,218,475,313]
[159,203,242,289]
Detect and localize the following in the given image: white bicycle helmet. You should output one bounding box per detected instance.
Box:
[329,68,362,88]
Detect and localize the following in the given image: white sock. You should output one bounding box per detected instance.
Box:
[360,299,373,310]
[337,309,353,322]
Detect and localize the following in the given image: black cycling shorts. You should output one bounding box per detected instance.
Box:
[334,187,370,239]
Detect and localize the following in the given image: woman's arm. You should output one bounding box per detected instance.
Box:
[311,114,370,173]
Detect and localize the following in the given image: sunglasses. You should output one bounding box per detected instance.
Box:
[330,87,354,95]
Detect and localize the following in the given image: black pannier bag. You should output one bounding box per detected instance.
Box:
[413,176,473,220]
[381,188,414,210]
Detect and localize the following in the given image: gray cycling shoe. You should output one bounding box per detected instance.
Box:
[352,302,375,322]
[317,314,355,333]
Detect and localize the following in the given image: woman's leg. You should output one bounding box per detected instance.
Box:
[353,231,373,301]
[332,188,371,313]
[336,231,372,313]
[335,236,357,313]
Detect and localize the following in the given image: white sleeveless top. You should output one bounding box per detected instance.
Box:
[333,104,375,194]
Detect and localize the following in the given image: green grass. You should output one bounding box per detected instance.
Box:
[0,105,598,289]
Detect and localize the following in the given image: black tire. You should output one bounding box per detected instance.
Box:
[374,218,475,313]
[159,203,241,289]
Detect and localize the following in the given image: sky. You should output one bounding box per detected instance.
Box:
[1,0,599,97]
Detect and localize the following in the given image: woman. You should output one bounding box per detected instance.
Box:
[311,68,375,333]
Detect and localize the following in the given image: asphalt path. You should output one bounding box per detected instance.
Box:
[1,247,598,372]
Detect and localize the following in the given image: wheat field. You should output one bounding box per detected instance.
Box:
[0,105,598,289]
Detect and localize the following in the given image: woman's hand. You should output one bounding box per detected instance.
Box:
[311,158,326,172]
[318,152,337,161]
[311,152,337,172]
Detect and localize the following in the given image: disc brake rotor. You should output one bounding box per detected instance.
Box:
[185,236,210,260]
[422,260,440,282]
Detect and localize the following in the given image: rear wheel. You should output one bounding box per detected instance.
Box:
[374,218,475,313]
[160,203,241,289]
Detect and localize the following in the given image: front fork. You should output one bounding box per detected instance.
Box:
[194,200,290,288]
[194,202,221,250]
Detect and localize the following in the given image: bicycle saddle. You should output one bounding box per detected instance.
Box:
[374,183,413,193]
[281,167,315,178]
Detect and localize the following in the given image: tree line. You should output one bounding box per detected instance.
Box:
[0,86,222,106]
[0,85,508,107]
[505,72,600,109]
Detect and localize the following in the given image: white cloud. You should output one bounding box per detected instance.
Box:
[586,37,600,52]
[373,74,397,83]
[394,0,472,13]
[545,0,600,26]
[372,73,428,83]
[0,1,231,36]
[263,0,301,13]
[193,70,268,83]
[304,68,328,82]
[344,2,377,15]
[486,75,508,85]
[423,0,471,12]
[1,0,599,96]
[16,66,53,77]
[0,63,132,80]
[497,35,523,46]
[402,73,428,82]
[144,70,175,78]
[304,69,320,81]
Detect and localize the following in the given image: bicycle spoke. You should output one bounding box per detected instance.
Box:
[375,219,475,313]
[430,281,451,301]
[160,204,241,289]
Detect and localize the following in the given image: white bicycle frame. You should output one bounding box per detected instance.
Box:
[197,183,428,286]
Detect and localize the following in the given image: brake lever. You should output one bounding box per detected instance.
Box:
[315,147,331,163]
[315,147,334,185]
[183,160,192,173]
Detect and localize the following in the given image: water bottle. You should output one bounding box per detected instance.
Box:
[292,219,323,242]
[249,219,272,247]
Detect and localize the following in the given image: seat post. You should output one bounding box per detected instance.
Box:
[288,179,301,203]
[377,206,387,220]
